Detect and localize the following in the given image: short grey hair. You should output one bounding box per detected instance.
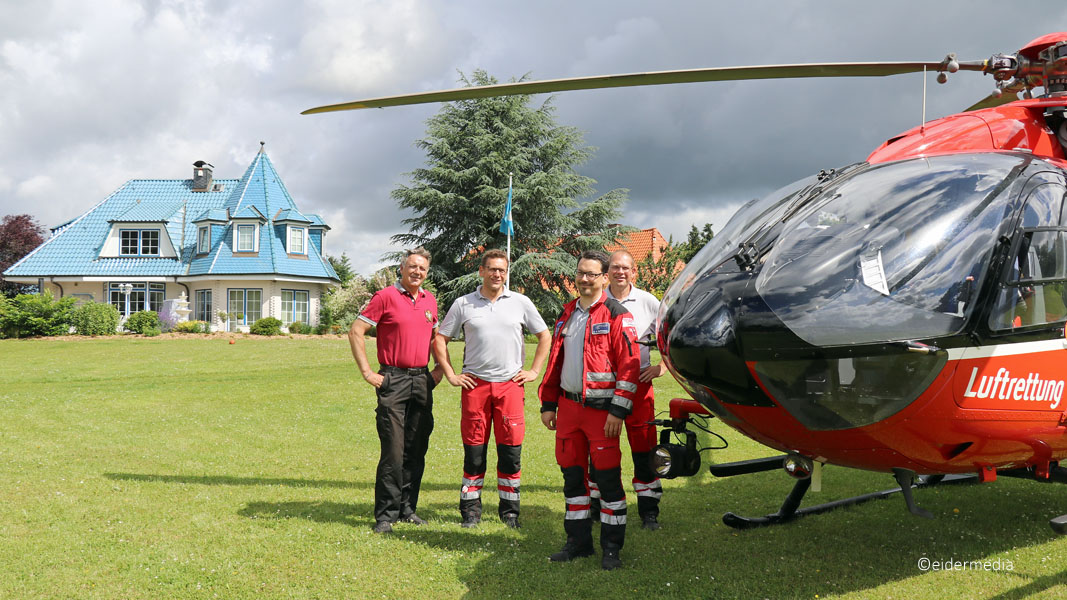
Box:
[406,247,432,264]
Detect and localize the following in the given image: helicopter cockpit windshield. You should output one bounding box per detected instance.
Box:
[755,153,1025,346]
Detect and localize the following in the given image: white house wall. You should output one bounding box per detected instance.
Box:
[33,279,327,332]
[190,279,327,331]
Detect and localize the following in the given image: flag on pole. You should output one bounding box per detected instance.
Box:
[499,178,514,236]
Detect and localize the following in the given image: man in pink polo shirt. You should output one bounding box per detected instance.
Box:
[349,247,446,534]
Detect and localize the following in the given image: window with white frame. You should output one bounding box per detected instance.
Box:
[195,289,212,322]
[197,226,210,253]
[141,230,159,255]
[236,224,256,252]
[227,288,262,329]
[120,230,139,255]
[281,290,310,325]
[289,227,305,254]
[119,230,161,256]
[149,283,165,313]
[109,282,146,317]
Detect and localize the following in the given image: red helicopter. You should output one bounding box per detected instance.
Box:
[305,33,1067,533]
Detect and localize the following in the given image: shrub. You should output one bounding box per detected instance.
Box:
[322,277,371,328]
[158,311,178,332]
[0,291,76,338]
[314,322,343,335]
[71,302,120,336]
[0,295,11,336]
[173,320,208,333]
[249,317,282,336]
[142,326,162,337]
[288,321,313,334]
[124,310,161,334]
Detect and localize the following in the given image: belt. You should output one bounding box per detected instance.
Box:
[380,365,429,375]
[563,390,582,403]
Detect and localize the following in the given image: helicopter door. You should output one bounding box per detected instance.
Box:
[988,180,1067,331]
[954,179,1067,411]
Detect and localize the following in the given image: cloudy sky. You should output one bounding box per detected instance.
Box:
[1,1,1064,275]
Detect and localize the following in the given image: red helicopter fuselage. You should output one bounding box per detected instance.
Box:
[658,96,1067,478]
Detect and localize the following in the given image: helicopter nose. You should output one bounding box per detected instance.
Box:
[663,281,752,394]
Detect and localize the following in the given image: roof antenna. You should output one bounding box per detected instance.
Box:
[921,66,927,135]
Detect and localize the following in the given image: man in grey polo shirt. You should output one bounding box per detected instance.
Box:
[434,249,551,528]
[603,249,668,530]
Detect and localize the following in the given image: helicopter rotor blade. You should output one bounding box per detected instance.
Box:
[302,60,988,114]
[964,80,1026,111]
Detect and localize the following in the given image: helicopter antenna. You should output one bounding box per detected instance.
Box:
[921,65,927,135]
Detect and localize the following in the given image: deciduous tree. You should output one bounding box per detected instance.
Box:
[0,214,45,297]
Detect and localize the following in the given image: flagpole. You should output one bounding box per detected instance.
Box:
[506,172,513,289]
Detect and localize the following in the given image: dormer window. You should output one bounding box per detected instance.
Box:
[236,224,256,252]
[197,226,210,254]
[119,229,160,256]
[289,226,305,255]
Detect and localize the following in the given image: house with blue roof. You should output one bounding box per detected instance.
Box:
[3,144,340,331]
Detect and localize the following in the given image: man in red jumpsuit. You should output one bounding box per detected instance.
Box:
[539,250,641,571]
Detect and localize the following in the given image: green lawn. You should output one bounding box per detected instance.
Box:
[1,335,1066,599]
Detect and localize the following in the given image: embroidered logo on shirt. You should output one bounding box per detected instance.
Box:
[622,317,635,329]
[425,310,433,323]
[592,322,610,335]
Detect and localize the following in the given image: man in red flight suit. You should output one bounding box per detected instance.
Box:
[539,250,641,571]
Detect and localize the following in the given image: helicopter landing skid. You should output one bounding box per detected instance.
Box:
[722,473,977,530]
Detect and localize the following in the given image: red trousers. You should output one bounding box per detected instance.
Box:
[461,378,525,446]
[460,378,524,519]
[555,395,626,552]
[624,381,656,453]
[589,381,663,519]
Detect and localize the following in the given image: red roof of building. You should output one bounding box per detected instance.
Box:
[606,227,669,263]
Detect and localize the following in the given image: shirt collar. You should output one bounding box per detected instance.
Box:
[476,286,511,302]
[576,292,605,313]
[394,280,424,299]
[607,284,634,302]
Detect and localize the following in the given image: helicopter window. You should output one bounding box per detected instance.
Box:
[753,153,1026,346]
[991,181,1067,330]
[1019,182,1065,228]
[660,171,824,314]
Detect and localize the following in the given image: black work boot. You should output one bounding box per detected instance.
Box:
[549,538,595,562]
[601,549,622,570]
[550,519,594,562]
[641,514,661,531]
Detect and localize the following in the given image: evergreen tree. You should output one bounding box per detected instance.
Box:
[326,253,355,285]
[390,70,629,319]
[681,223,716,262]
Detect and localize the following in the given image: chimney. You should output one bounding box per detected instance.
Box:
[192,160,214,192]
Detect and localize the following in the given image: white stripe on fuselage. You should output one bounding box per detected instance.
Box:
[947,338,1066,410]
[945,338,1064,360]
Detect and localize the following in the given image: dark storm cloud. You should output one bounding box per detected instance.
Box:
[1,0,1064,274]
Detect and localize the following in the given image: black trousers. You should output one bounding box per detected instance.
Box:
[374,366,435,523]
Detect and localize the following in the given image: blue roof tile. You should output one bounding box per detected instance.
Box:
[274,208,311,223]
[192,208,229,223]
[305,214,330,229]
[111,201,183,222]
